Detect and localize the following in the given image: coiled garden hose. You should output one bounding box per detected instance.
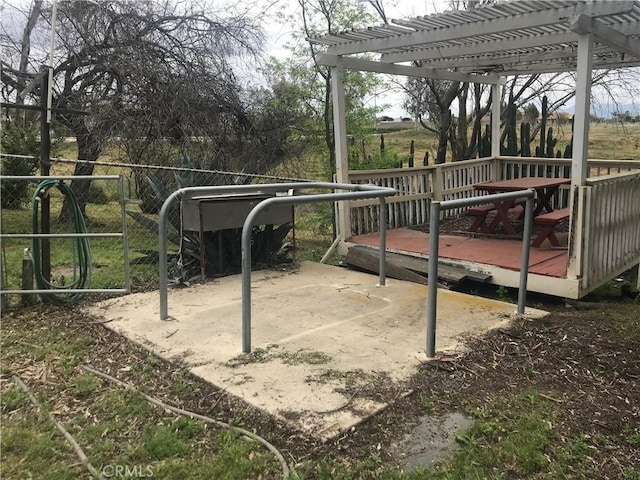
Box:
[31,179,92,302]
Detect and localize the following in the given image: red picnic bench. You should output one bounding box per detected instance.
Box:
[467,201,525,234]
[531,207,571,247]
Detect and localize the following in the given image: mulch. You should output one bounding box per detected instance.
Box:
[2,291,638,478]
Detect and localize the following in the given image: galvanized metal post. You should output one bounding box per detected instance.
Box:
[426,200,441,359]
[157,183,396,344]
[241,211,254,353]
[159,191,181,320]
[378,196,387,286]
[517,194,534,314]
[119,176,131,293]
[39,67,51,288]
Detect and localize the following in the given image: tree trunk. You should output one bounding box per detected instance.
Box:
[15,0,43,125]
[454,84,469,160]
[59,126,101,221]
[435,109,451,164]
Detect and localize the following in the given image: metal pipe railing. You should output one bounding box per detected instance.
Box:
[426,189,535,358]
[158,183,397,339]
[0,175,129,298]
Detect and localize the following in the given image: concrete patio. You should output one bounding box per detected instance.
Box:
[88,261,548,440]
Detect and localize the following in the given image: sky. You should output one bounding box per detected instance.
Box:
[260,1,442,119]
[259,0,639,119]
[3,0,636,118]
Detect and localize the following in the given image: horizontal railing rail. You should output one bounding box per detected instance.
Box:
[158,182,397,355]
[0,175,130,299]
[345,156,640,238]
[426,189,536,358]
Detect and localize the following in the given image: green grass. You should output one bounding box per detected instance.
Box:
[0,188,168,294]
[293,203,336,263]
[375,122,640,164]
[290,390,590,480]
[2,295,639,479]
[0,312,283,480]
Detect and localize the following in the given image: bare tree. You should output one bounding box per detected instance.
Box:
[1,0,273,217]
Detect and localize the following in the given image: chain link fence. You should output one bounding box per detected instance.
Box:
[1,153,320,305]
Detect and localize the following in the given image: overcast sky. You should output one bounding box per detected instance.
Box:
[258,0,639,119]
[259,1,442,119]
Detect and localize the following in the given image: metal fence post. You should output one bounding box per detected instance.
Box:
[517,193,534,314]
[426,200,441,358]
[378,196,388,286]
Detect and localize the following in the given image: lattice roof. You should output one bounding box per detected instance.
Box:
[309,0,640,79]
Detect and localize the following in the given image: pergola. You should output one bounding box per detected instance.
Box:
[310,0,640,292]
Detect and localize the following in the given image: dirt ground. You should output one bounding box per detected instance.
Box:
[3,282,638,478]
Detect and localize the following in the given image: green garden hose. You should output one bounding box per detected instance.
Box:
[31,180,92,302]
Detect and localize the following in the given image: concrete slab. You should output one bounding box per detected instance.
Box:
[87,262,548,440]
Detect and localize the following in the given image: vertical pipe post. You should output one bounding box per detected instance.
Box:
[241,209,255,354]
[426,200,441,358]
[517,193,534,314]
[378,196,387,286]
[119,176,131,293]
[47,0,59,124]
[39,67,51,288]
[159,192,180,320]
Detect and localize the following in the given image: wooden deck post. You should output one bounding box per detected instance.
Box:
[567,32,593,280]
[331,62,351,245]
[490,82,503,181]
[490,82,502,160]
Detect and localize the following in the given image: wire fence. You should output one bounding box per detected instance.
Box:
[1,153,313,302]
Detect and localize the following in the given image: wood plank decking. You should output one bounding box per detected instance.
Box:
[348,228,569,279]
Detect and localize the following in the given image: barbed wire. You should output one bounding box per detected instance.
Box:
[0,153,313,184]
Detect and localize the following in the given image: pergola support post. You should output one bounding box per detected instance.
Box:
[490,81,502,179]
[568,32,593,279]
[331,62,352,243]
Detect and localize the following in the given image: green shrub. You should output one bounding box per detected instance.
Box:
[349,150,401,170]
[87,183,109,204]
[1,126,40,209]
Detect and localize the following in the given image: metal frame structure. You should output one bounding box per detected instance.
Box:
[157,182,396,353]
[0,175,130,297]
[426,190,535,358]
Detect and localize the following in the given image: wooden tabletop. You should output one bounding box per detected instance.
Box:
[473,177,570,191]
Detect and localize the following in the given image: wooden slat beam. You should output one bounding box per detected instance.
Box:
[570,14,640,59]
[493,58,640,76]
[318,54,500,84]
[381,31,577,64]
[417,44,613,71]
[325,1,634,56]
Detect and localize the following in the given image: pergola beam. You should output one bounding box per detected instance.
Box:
[325,1,634,57]
[381,32,578,64]
[416,45,613,71]
[570,14,640,59]
[493,58,640,76]
[317,54,501,84]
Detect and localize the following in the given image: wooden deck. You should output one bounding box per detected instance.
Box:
[348,228,569,279]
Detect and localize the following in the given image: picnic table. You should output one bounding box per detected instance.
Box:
[470,177,571,245]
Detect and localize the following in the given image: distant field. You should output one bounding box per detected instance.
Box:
[372,122,640,165]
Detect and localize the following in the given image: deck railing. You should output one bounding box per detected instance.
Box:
[583,171,640,289]
[348,166,433,235]
[346,156,640,237]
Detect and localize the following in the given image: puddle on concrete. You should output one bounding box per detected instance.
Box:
[392,412,474,470]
